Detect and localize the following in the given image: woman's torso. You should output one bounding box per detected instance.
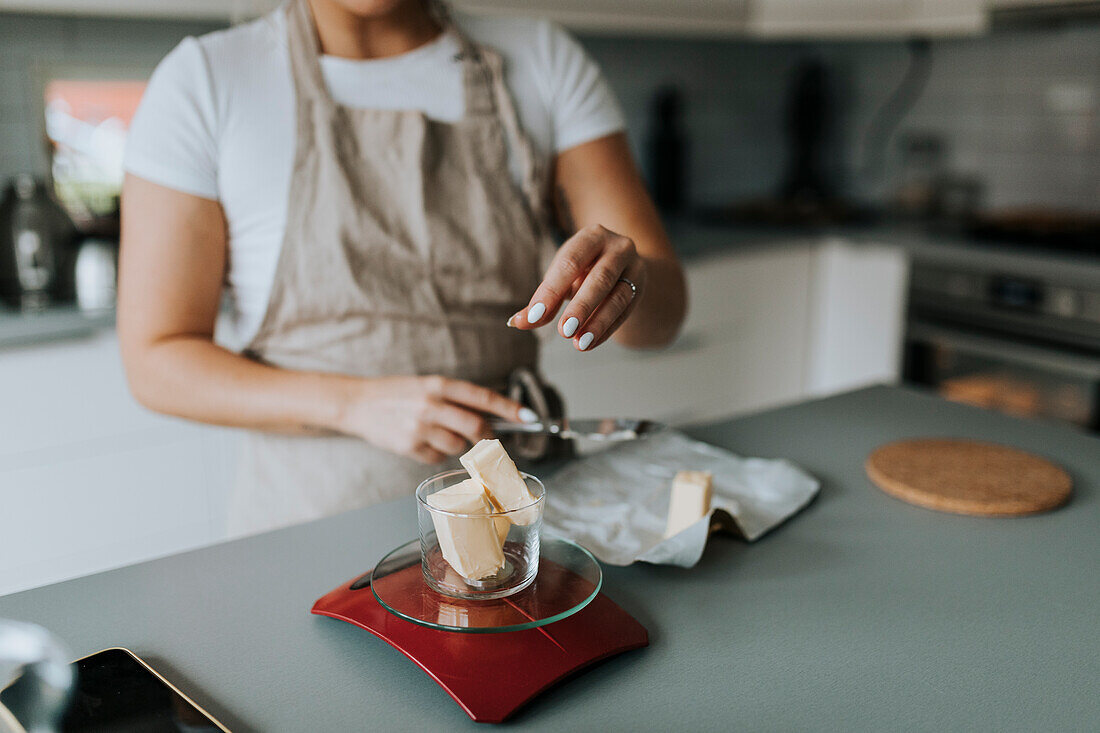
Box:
[123,8,624,349]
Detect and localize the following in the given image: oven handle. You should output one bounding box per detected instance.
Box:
[908,321,1100,381]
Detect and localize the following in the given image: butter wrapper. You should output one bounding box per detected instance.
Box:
[543,431,820,567]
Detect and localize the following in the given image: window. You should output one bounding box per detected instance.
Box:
[43,79,146,225]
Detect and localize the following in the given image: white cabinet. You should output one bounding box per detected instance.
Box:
[0,0,987,37]
[747,0,986,37]
[457,0,752,35]
[0,332,239,596]
[472,0,986,36]
[0,0,278,23]
[541,243,816,425]
[804,238,910,397]
[541,236,909,425]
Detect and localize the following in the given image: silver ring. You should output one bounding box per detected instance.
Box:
[618,277,638,300]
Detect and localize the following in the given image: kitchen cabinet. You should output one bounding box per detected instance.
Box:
[458,0,753,35]
[0,0,275,23]
[805,237,910,396]
[747,0,986,37]
[542,237,909,424]
[988,0,1100,16]
[0,0,988,37]
[0,332,238,596]
[541,244,815,424]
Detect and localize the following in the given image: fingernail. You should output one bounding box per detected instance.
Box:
[578,332,595,350]
[518,407,539,423]
[562,316,579,337]
[506,314,516,327]
[526,302,546,323]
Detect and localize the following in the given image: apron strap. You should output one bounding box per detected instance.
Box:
[431,0,548,225]
[428,0,495,119]
[286,0,334,109]
[285,0,550,230]
[483,49,550,228]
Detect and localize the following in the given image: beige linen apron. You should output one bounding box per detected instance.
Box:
[228,0,556,536]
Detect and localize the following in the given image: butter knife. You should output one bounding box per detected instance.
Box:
[490,417,664,442]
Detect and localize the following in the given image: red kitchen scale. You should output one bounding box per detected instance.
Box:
[311,537,648,723]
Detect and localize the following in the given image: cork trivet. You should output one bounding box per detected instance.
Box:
[866,438,1072,516]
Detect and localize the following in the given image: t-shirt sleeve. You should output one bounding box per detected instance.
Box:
[535,21,625,154]
[123,37,219,200]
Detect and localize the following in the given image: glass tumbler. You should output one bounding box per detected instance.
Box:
[0,619,74,733]
[417,469,544,600]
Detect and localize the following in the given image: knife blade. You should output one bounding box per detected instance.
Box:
[489,417,664,442]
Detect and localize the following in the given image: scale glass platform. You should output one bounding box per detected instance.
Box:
[311,536,648,723]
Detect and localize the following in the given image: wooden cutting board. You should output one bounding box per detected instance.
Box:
[865,438,1072,516]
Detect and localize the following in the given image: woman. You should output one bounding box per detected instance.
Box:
[118,0,686,536]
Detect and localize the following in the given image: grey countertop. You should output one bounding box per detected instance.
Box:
[0,305,114,349]
[2,385,1098,731]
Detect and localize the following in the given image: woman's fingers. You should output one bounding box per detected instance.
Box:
[507,223,645,350]
[508,225,606,329]
[557,234,635,340]
[433,378,536,423]
[423,426,468,457]
[412,444,448,464]
[572,260,645,351]
[432,401,491,444]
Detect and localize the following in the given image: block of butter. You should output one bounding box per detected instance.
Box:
[460,439,538,525]
[664,470,714,538]
[426,478,506,581]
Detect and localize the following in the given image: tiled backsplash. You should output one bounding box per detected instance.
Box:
[0,14,220,183]
[583,22,1100,212]
[1,11,1097,212]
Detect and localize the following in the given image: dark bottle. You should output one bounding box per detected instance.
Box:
[647,87,687,214]
[0,175,76,310]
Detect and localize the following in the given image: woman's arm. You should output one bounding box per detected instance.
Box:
[118,174,529,463]
[509,132,686,350]
[118,175,345,433]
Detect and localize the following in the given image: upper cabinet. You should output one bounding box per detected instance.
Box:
[987,0,1100,26]
[745,0,986,37]
[473,0,987,37]
[455,0,754,35]
[1,0,1017,37]
[0,0,282,23]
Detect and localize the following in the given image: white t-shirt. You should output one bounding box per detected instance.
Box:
[124,7,624,346]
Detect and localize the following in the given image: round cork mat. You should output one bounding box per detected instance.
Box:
[865,438,1072,516]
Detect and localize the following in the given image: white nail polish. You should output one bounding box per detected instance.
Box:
[578,332,595,350]
[518,407,539,423]
[562,316,579,337]
[526,302,546,323]
[506,315,515,327]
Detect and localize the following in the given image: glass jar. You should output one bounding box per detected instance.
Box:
[416,469,544,600]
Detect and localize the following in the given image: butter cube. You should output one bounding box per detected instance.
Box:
[460,439,538,525]
[426,478,505,581]
[664,470,714,538]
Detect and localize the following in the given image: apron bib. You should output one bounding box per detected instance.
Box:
[228,0,556,536]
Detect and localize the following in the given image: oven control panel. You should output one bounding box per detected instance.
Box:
[909,264,1100,351]
[914,266,1100,320]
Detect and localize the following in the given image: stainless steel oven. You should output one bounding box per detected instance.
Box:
[903,251,1100,432]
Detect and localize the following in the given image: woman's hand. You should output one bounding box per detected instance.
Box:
[508,224,647,351]
[335,376,536,464]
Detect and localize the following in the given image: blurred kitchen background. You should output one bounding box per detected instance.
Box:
[1,0,1098,594]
